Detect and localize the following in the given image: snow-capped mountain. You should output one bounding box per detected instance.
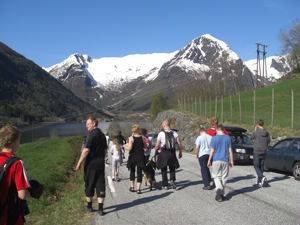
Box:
[46,52,177,91]
[157,34,255,93]
[45,34,289,112]
[244,55,291,83]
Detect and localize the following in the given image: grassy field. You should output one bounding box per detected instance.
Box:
[177,77,300,134]
[16,135,92,225]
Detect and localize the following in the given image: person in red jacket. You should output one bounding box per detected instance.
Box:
[0,126,30,225]
[207,117,229,137]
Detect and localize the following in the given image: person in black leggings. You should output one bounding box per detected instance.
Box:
[123,124,147,194]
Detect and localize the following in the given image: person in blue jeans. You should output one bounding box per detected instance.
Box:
[195,128,213,190]
[250,119,270,187]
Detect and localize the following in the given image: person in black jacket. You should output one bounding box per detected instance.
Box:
[250,119,270,187]
[76,117,107,216]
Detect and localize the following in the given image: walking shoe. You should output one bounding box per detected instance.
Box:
[261,177,267,187]
[220,195,225,201]
[112,177,115,181]
[161,186,168,190]
[97,210,105,216]
[215,189,222,201]
[83,205,93,212]
[202,186,212,190]
[170,180,176,189]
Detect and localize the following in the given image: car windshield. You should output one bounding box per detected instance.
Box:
[230,133,253,145]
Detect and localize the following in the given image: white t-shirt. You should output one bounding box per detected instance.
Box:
[157,129,179,148]
[111,145,122,160]
[105,135,110,149]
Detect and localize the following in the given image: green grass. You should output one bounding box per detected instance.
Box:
[177,78,300,131]
[15,135,91,224]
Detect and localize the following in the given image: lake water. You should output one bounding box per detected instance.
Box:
[19,121,152,144]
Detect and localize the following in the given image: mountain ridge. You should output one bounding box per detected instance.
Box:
[45,34,290,113]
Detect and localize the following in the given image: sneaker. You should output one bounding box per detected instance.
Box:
[261,177,267,187]
[83,205,93,212]
[221,195,225,201]
[112,177,115,181]
[170,180,176,189]
[215,189,222,201]
[97,210,105,216]
[202,186,212,190]
[161,186,168,190]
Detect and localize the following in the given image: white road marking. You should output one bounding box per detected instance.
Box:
[107,176,116,194]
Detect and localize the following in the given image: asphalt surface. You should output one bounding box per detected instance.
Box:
[86,149,299,225]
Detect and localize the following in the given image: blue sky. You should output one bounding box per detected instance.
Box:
[0,0,299,68]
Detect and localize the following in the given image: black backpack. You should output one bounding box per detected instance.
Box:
[0,153,21,218]
[164,131,175,150]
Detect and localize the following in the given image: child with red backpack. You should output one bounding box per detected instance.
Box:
[141,129,152,161]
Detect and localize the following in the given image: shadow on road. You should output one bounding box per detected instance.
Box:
[227,174,256,183]
[225,174,290,200]
[104,192,172,214]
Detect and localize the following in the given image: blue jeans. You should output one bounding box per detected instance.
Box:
[253,153,266,183]
[198,154,211,187]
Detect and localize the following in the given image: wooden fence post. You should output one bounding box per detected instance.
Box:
[205,96,207,118]
[271,88,274,128]
[215,96,217,117]
[195,96,197,115]
[254,90,256,126]
[239,92,242,125]
[210,96,211,118]
[199,97,201,117]
[230,95,233,123]
[292,90,294,132]
[221,95,223,123]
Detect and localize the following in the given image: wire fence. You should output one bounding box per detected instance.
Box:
[177,88,299,131]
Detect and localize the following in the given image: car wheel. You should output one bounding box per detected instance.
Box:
[293,162,300,181]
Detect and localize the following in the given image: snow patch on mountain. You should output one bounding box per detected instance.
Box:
[46,52,178,89]
[244,55,290,82]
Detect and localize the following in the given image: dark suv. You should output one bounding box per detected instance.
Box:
[223,126,254,164]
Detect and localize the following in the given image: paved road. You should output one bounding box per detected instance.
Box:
[87,149,299,225]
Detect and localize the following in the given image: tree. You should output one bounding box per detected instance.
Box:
[150,92,167,122]
[279,18,300,73]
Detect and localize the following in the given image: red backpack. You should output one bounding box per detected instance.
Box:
[144,137,150,152]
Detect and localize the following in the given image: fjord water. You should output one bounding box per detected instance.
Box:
[19,121,152,144]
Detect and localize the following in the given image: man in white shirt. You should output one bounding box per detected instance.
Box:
[155,120,182,190]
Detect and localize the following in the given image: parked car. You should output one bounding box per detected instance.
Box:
[148,132,158,148]
[147,129,179,149]
[223,126,254,164]
[264,137,300,180]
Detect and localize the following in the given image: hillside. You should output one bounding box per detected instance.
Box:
[178,75,300,130]
[0,42,112,124]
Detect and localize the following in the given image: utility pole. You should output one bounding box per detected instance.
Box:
[262,44,268,85]
[255,43,268,88]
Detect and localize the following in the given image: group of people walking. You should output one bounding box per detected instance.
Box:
[195,117,270,202]
[0,115,270,222]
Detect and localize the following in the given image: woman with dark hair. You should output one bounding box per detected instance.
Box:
[123,124,147,194]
